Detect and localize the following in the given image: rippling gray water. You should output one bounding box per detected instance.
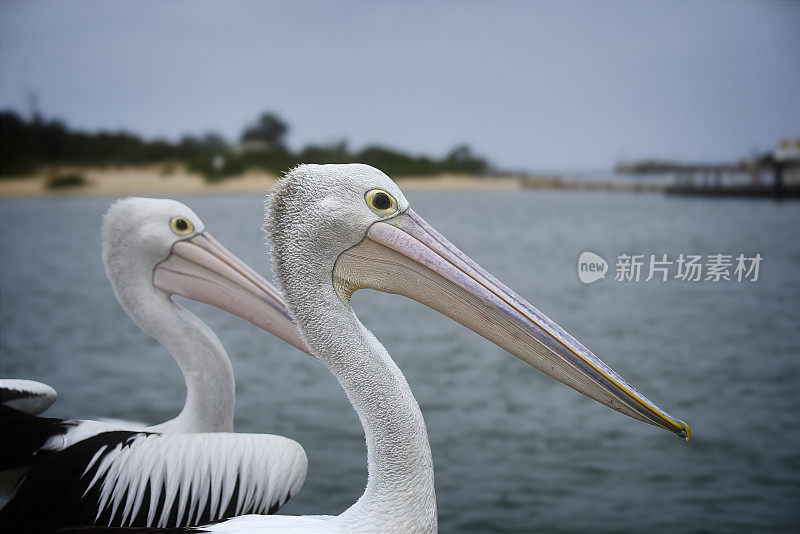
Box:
[1,190,799,532]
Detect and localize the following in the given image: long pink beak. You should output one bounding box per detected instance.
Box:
[334,209,689,439]
[153,232,308,354]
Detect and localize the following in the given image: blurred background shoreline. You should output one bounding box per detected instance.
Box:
[1,109,796,198]
[0,166,525,197]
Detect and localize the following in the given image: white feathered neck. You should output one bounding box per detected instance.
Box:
[102,198,235,433]
[266,166,437,533]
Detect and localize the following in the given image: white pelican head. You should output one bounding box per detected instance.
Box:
[102,197,306,353]
[268,164,690,439]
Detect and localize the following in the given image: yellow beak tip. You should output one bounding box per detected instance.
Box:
[677,420,691,441]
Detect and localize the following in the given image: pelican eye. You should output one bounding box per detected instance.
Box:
[365,189,397,216]
[170,216,194,236]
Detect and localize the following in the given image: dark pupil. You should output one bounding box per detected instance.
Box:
[175,218,188,231]
[373,192,391,210]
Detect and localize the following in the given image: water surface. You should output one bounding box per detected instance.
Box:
[1,190,798,532]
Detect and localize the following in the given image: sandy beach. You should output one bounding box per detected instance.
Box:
[0,167,529,198]
[0,167,666,198]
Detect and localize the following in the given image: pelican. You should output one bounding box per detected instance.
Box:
[0,198,309,530]
[165,163,688,533]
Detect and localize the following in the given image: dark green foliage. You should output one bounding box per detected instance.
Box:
[0,111,182,176]
[240,146,298,175]
[45,173,87,189]
[241,113,289,149]
[442,144,488,174]
[1,110,492,180]
[356,145,439,176]
[159,163,178,176]
[186,154,246,183]
[297,140,351,165]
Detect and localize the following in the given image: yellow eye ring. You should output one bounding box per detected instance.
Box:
[169,216,194,236]
[365,189,397,216]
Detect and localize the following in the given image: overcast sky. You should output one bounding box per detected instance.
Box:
[1,0,798,171]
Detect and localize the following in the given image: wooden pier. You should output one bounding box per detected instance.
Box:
[616,144,800,199]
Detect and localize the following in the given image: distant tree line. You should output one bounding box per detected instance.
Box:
[1,110,489,181]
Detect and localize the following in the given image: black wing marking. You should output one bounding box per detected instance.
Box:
[57,527,207,533]
[1,430,306,532]
[1,387,36,402]
[1,379,58,414]
[0,431,149,532]
[0,404,72,471]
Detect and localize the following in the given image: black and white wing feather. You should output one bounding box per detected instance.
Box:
[0,404,72,472]
[0,430,308,531]
[0,379,57,415]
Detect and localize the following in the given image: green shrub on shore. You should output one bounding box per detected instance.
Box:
[1,110,491,180]
[186,154,246,183]
[45,173,87,189]
[159,162,178,176]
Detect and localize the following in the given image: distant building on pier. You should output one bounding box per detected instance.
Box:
[616,138,800,199]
